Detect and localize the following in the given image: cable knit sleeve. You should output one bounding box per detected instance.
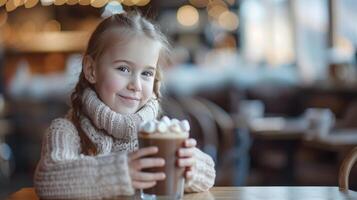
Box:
[34,118,134,200]
[82,88,159,139]
[184,148,216,193]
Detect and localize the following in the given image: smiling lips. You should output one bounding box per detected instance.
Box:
[118,94,140,102]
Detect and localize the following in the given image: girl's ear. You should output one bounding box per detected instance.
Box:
[83,55,97,84]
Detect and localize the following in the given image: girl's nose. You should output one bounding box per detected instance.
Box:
[128,76,142,92]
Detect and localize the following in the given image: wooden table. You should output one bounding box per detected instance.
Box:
[7,187,357,200]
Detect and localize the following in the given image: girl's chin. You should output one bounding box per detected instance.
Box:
[112,105,138,114]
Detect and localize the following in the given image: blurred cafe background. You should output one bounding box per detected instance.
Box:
[1,0,357,198]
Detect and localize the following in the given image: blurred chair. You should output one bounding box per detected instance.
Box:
[0,119,14,181]
[177,96,251,186]
[339,146,357,192]
[177,97,219,163]
[198,97,251,186]
[0,96,14,182]
[160,96,189,120]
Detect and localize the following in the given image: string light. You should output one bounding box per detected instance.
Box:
[121,0,134,6]
[5,0,17,12]
[0,0,6,6]
[41,0,54,6]
[66,0,78,5]
[14,0,24,6]
[136,0,150,6]
[78,0,90,5]
[0,0,149,11]
[177,5,199,27]
[218,11,239,31]
[91,0,108,8]
[24,0,39,7]
[54,0,66,5]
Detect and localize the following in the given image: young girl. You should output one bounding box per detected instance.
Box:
[34,12,215,199]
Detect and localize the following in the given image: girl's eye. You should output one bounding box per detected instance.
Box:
[142,71,154,77]
[116,66,130,73]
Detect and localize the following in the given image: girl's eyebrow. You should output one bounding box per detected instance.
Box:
[112,59,156,70]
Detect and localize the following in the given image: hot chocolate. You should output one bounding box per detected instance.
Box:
[138,116,190,199]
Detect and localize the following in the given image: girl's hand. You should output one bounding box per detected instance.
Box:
[128,147,166,189]
[177,138,197,180]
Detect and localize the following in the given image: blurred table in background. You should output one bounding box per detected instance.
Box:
[304,129,357,151]
[249,117,307,140]
[248,117,308,184]
[247,116,357,187]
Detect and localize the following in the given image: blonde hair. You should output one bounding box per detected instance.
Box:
[70,12,171,155]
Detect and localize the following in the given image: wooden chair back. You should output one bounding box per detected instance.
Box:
[339,147,357,191]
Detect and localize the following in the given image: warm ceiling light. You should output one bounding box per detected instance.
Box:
[41,0,54,6]
[177,5,199,27]
[218,11,239,31]
[79,0,91,5]
[66,0,78,5]
[91,0,108,7]
[6,0,17,12]
[207,4,227,19]
[189,0,208,8]
[136,0,150,6]
[0,0,6,6]
[54,0,66,5]
[122,0,134,6]
[25,0,39,7]
[14,0,25,7]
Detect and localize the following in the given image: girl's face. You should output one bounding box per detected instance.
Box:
[89,34,161,114]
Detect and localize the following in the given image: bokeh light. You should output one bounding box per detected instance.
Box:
[177,5,199,27]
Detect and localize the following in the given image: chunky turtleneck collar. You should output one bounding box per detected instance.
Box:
[78,87,160,154]
[81,87,159,138]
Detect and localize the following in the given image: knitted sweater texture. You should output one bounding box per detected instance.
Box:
[34,88,216,199]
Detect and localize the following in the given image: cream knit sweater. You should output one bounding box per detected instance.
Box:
[34,88,216,200]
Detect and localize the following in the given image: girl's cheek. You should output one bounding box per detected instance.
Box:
[103,75,126,91]
[138,83,154,107]
[143,83,154,99]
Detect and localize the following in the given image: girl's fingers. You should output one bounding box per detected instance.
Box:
[185,170,193,179]
[184,138,197,148]
[132,158,165,170]
[129,146,158,160]
[132,181,157,189]
[131,171,166,182]
[177,157,195,167]
[177,147,194,157]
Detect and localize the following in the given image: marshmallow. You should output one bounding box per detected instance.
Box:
[171,118,180,125]
[170,123,181,133]
[140,121,156,133]
[157,121,168,132]
[161,116,171,125]
[180,120,190,132]
[139,116,191,136]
